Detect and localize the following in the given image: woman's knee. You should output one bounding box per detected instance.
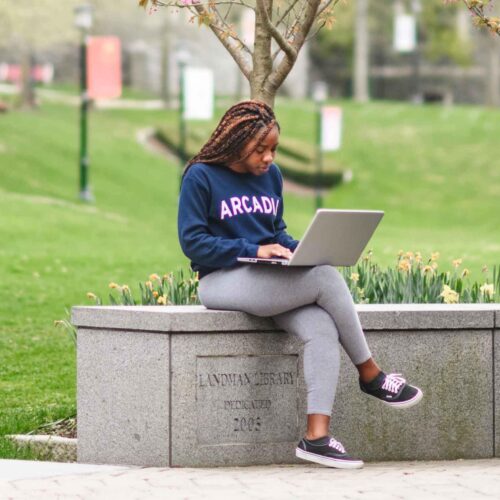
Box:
[312,265,346,289]
[275,305,340,345]
[313,264,342,278]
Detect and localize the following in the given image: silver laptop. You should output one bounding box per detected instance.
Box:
[237,209,384,267]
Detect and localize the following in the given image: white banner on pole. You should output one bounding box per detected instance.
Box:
[321,106,342,152]
[394,14,416,53]
[183,67,214,120]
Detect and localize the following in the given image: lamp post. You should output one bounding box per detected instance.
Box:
[312,81,328,211]
[175,46,191,192]
[411,0,422,104]
[74,4,94,202]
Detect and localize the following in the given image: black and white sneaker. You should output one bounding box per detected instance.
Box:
[295,436,364,469]
[360,371,423,408]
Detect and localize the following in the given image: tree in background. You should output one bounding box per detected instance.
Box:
[0,0,81,108]
[448,0,500,105]
[139,0,340,107]
[311,0,473,100]
[451,0,500,36]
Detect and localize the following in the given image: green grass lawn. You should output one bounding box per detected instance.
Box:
[274,98,500,272]
[0,96,498,459]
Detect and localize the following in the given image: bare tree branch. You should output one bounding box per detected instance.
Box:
[274,0,300,29]
[317,0,336,18]
[304,0,342,42]
[282,0,308,46]
[140,0,348,106]
[268,0,321,91]
[188,2,253,78]
[459,0,500,36]
[256,0,297,61]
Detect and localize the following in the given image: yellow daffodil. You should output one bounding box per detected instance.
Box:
[153,291,159,298]
[87,292,97,300]
[149,273,161,281]
[415,252,422,263]
[431,262,438,270]
[145,281,153,289]
[461,268,470,278]
[157,295,167,305]
[397,249,404,257]
[452,258,463,268]
[122,285,130,293]
[405,251,414,259]
[109,282,120,289]
[350,272,360,282]
[480,283,495,299]
[398,259,411,272]
[431,252,440,261]
[439,285,459,304]
[422,265,434,275]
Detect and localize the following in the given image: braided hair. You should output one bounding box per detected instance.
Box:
[182,99,280,179]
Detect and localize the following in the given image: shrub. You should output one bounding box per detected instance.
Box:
[340,251,499,304]
[84,253,498,307]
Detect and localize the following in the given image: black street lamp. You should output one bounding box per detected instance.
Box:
[74,4,94,202]
[312,81,328,211]
[411,0,422,104]
[175,46,191,193]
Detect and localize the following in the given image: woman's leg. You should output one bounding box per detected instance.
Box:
[272,304,340,418]
[198,264,421,467]
[199,264,372,367]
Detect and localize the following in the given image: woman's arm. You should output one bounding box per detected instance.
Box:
[273,165,299,251]
[274,209,299,251]
[178,174,260,267]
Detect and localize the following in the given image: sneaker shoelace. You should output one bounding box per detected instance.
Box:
[328,438,346,454]
[381,373,406,394]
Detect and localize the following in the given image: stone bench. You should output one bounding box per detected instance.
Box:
[72,304,500,467]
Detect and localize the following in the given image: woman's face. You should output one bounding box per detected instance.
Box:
[228,125,280,176]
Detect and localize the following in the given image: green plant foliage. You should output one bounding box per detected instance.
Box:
[340,251,499,304]
[71,255,499,318]
[95,268,201,307]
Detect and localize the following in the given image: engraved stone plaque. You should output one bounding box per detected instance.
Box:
[196,355,299,445]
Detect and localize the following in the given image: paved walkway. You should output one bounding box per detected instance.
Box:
[0,458,499,499]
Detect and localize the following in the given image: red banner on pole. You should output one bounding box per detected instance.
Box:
[87,37,122,99]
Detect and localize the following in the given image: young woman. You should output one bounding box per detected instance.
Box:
[177,99,422,469]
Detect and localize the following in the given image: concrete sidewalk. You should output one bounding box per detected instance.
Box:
[0,459,499,499]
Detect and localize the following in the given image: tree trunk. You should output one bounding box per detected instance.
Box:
[353,0,369,102]
[18,46,36,109]
[249,1,275,107]
[249,80,275,107]
[487,37,500,107]
[160,17,172,107]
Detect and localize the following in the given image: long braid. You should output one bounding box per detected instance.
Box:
[182,99,280,180]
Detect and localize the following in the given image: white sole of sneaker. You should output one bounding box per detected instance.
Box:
[383,387,423,409]
[295,448,364,469]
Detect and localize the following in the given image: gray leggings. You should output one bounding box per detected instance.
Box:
[198,264,372,416]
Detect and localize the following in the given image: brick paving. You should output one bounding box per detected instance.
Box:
[0,458,499,499]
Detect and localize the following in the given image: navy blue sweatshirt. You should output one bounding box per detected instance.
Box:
[177,162,299,279]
